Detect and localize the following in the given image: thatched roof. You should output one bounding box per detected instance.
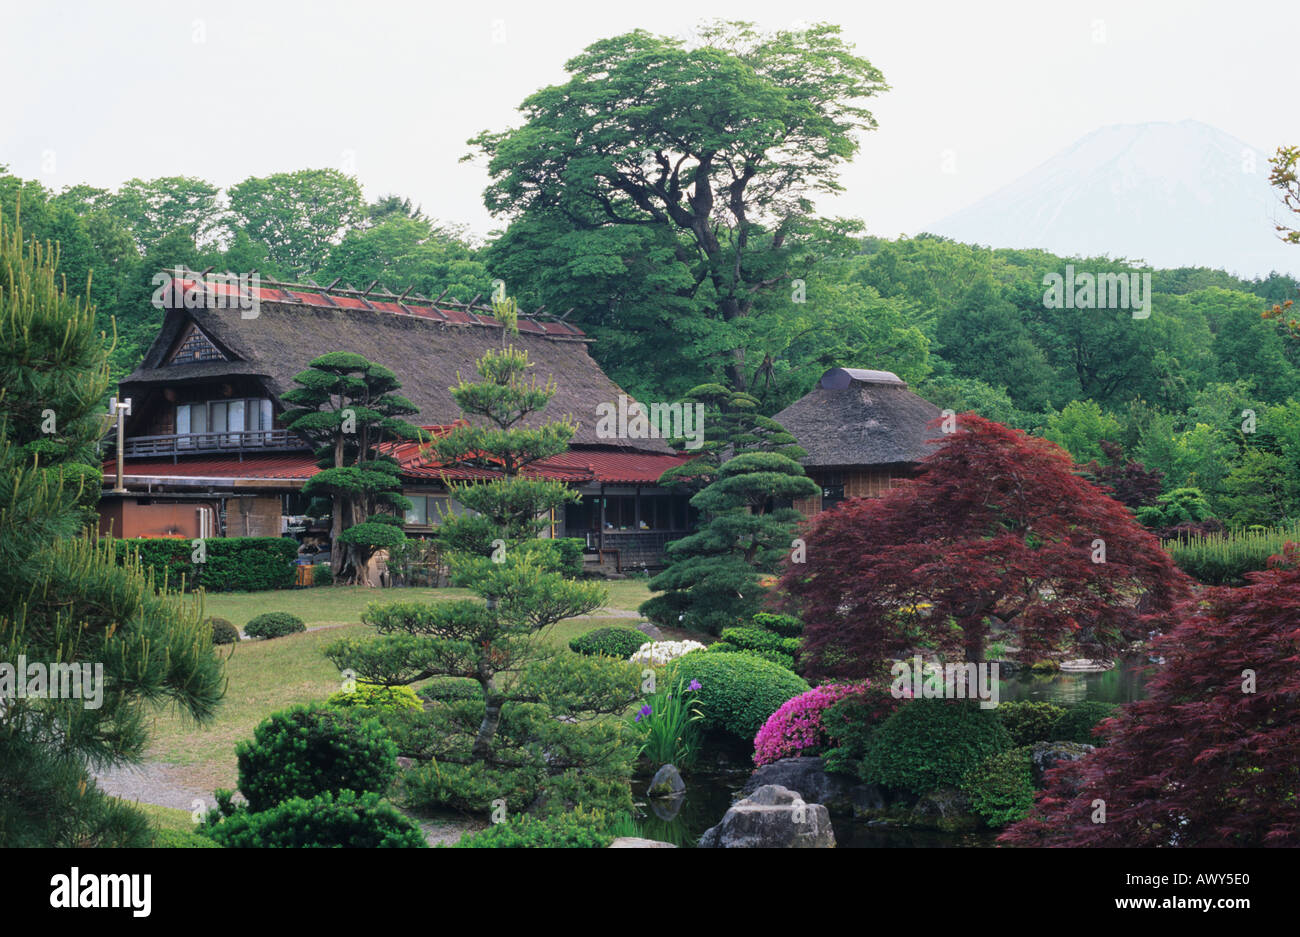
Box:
[122,278,669,451]
[773,368,943,469]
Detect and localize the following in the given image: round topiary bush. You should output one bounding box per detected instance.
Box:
[862,699,1013,795]
[1052,701,1119,743]
[961,746,1036,828]
[327,681,423,715]
[418,676,483,703]
[235,704,399,812]
[819,684,907,777]
[995,700,1067,746]
[203,790,425,848]
[667,651,809,741]
[244,611,306,640]
[753,683,867,766]
[206,617,240,645]
[568,626,647,658]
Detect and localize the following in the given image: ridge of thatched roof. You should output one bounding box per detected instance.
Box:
[773,368,943,469]
[122,285,669,451]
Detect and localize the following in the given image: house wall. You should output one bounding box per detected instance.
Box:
[226,496,283,537]
[98,500,219,539]
[793,468,910,517]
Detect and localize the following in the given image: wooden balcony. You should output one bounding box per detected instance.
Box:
[120,429,310,460]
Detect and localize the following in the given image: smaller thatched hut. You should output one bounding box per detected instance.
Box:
[773,368,942,515]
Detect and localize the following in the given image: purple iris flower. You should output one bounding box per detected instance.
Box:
[635,704,652,722]
[688,679,702,692]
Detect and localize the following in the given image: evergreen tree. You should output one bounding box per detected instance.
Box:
[280,353,424,583]
[642,394,817,634]
[0,213,225,846]
[325,299,638,814]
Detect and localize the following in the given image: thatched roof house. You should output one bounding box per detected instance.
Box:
[98,273,693,572]
[773,367,942,514]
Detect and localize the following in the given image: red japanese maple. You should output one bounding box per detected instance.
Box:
[1000,544,1300,847]
[779,414,1191,676]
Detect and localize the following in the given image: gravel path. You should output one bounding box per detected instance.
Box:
[93,762,216,814]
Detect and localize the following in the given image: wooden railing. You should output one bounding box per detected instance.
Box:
[121,429,309,459]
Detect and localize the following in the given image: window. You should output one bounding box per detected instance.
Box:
[175,399,273,447]
[820,472,845,510]
[404,494,453,526]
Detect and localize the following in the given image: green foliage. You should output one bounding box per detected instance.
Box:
[226,168,364,275]
[1137,487,1216,529]
[568,626,647,658]
[751,612,803,637]
[0,208,225,846]
[112,537,297,591]
[994,701,1067,746]
[862,700,1012,795]
[820,686,904,777]
[667,651,809,740]
[312,564,334,586]
[327,681,423,715]
[418,677,484,703]
[452,808,615,848]
[235,705,399,812]
[202,790,425,848]
[1051,701,1119,744]
[152,827,223,848]
[206,617,240,645]
[1165,524,1300,585]
[244,611,306,639]
[630,675,706,768]
[961,746,1036,828]
[1044,400,1123,464]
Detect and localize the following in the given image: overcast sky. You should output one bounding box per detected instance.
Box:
[3,0,1297,242]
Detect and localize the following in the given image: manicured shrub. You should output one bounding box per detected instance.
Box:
[962,746,1036,828]
[1051,701,1119,743]
[201,537,298,591]
[707,643,796,672]
[244,611,306,640]
[516,537,586,576]
[820,685,907,777]
[753,683,868,766]
[312,564,334,586]
[862,699,1012,795]
[113,537,297,591]
[452,807,615,848]
[418,677,483,703]
[327,681,423,715]
[568,626,647,658]
[206,617,240,645]
[203,790,425,848]
[752,611,803,637]
[995,701,1067,746]
[667,651,809,740]
[235,705,399,812]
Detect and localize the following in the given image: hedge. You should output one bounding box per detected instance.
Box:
[1165,524,1300,586]
[114,537,297,591]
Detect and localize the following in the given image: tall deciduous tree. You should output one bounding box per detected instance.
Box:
[227,169,364,275]
[469,20,887,393]
[1000,545,1300,847]
[0,212,225,846]
[781,414,1192,675]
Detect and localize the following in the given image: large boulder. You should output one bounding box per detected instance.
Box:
[609,837,676,848]
[697,784,835,848]
[1029,741,1095,786]
[742,756,885,815]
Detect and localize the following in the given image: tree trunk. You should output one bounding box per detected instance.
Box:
[472,678,501,760]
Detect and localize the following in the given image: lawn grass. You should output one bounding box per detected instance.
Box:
[140,576,657,795]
